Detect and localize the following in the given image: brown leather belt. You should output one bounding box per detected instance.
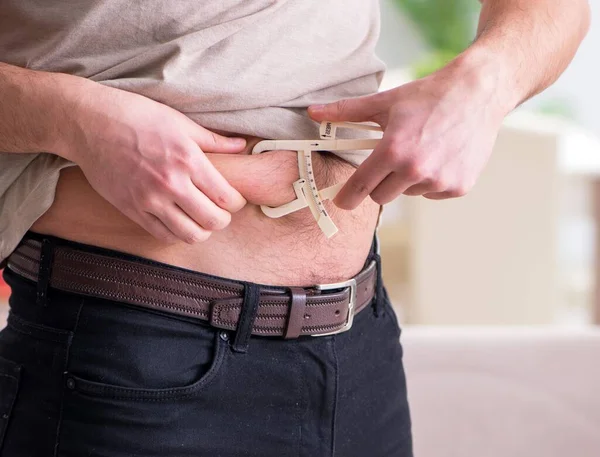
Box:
[7,237,377,339]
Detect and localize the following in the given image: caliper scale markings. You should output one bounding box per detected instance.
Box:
[251,121,382,238]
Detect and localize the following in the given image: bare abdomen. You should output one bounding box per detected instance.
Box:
[31,143,380,286]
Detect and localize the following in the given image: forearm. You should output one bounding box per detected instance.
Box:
[0,62,90,156]
[308,1,590,207]
[454,0,591,113]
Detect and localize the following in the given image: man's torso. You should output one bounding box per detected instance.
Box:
[3,0,385,284]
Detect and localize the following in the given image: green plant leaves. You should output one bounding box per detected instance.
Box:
[394,0,480,55]
[393,0,481,76]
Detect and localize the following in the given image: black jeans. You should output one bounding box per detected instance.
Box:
[0,233,412,457]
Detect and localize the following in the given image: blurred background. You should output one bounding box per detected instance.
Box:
[376,0,600,327]
[373,2,600,456]
[1,1,599,456]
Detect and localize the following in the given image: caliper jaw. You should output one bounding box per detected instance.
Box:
[251,121,382,238]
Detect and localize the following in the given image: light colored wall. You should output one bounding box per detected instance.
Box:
[404,122,561,325]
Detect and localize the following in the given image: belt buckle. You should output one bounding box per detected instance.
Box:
[312,277,357,337]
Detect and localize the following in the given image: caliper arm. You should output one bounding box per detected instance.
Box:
[251,121,382,238]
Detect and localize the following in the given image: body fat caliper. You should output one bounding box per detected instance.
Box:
[251,121,383,238]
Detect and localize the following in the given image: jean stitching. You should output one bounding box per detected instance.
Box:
[0,373,18,381]
[8,312,70,334]
[58,251,240,293]
[51,281,211,317]
[7,314,70,344]
[67,333,226,401]
[293,344,303,457]
[58,265,232,299]
[0,371,20,449]
[330,337,339,457]
[54,295,84,457]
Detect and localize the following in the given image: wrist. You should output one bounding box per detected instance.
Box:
[437,44,524,119]
[40,72,98,163]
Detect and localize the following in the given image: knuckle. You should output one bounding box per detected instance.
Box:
[404,162,427,181]
[137,192,158,210]
[335,99,349,116]
[216,192,246,212]
[183,229,211,244]
[386,139,404,164]
[158,172,183,195]
[203,212,231,231]
[201,218,219,231]
[153,169,171,189]
[173,145,195,168]
[153,228,176,243]
[214,192,232,208]
[430,177,448,193]
[349,179,369,195]
[449,184,471,198]
[205,131,220,148]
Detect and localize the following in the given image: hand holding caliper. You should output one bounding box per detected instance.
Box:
[251,122,382,238]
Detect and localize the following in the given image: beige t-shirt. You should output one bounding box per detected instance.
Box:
[0,0,386,264]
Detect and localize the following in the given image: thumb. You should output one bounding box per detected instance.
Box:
[308,93,383,123]
[192,127,247,154]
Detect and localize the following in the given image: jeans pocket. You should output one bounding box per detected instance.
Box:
[57,302,232,456]
[0,312,71,457]
[66,330,228,400]
[64,298,229,401]
[6,313,72,345]
[58,336,230,457]
[0,356,21,453]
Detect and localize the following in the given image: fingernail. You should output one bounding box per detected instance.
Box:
[310,105,326,112]
[333,196,351,210]
[231,138,246,146]
[233,197,247,212]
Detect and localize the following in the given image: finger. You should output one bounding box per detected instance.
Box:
[188,124,247,154]
[176,181,232,231]
[423,188,469,200]
[149,204,212,244]
[191,154,247,212]
[422,192,452,200]
[332,147,393,210]
[402,179,444,197]
[131,210,179,244]
[308,92,386,123]
[369,172,421,205]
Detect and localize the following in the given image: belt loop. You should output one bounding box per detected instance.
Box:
[284,287,307,339]
[231,282,261,353]
[372,253,384,318]
[36,237,56,307]
[374,228,382,256]
[368,231,384,318]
